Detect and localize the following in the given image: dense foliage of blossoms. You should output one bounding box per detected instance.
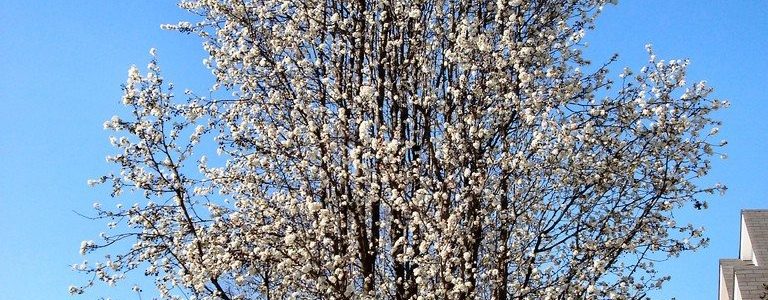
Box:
[75,0,727,299]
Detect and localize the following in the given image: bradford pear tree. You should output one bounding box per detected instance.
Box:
[73,0,728,298]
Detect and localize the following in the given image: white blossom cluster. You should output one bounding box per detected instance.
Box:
[75,0,727,299]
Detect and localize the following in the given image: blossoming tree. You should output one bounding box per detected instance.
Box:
[74,0,727,298]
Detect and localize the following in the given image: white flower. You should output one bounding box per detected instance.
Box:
[284,233,296,245]
[68,285,83,295]
[358,120,372,142]
[409,9,421,19]
[359,85,374,99]
[79,240,95,255]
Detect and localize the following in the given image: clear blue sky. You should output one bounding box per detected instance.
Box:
[0,1,765,299]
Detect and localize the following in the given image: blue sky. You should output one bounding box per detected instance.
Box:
[0,1,765,299]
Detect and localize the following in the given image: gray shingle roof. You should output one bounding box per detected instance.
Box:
[721,259,754,300]
[735,267,768,299]
[743,210,768,266]
[719,210,768,300]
